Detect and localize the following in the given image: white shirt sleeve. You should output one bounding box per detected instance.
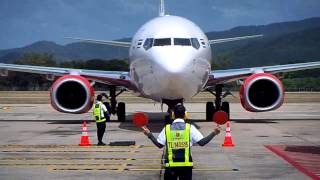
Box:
[101,104,108,113]
[157,128,166,145]
[190,124,204,144]
[100,103,108,118]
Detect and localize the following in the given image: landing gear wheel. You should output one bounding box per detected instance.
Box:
[206,102,215,121]
[117,102,126,122]
[221,102,230,119]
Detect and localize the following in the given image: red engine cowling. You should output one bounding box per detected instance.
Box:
[240,73,285,112]
[50,75,94,114]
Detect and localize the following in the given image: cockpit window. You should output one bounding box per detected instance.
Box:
[154,38,171,46]
[143,38,153,50]
[174,38,191,46]
[191,38,200,49]
[143,38,200,50]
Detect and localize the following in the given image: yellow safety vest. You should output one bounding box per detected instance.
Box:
[165,123,193,167]
[93,102,106,123]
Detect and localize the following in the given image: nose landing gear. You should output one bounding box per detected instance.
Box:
[206,84,231,121]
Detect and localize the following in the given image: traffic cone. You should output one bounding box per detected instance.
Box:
[79,121,91,146]
[222,121,235,147]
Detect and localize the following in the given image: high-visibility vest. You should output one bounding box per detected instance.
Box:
[93,102,106,123]
[165,123,193,167]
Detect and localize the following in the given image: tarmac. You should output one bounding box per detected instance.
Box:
[0,102,319,179]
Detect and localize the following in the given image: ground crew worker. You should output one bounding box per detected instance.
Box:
[101,93,112,117]
[93,94,109,146]
[142,104,221,180]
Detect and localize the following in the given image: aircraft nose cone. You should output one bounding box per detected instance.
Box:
[151,47,192,73]
[148,49,211,100]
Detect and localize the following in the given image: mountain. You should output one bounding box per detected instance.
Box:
[207,17,320,39]
[0,41,65,63]
[0,17,320,66]
[226,27,320,68]
[0,41,129,63]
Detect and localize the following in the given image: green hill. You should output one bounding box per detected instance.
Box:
[218,27,320,68]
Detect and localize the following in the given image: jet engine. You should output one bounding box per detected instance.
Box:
[50,75,94,114]
[240,73,284,112]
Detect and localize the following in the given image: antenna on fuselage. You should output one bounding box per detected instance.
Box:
[159,0,165,16]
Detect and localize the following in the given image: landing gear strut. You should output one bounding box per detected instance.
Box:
[105,86,127,122]
[162,99,183,113]
[206,84,230,121]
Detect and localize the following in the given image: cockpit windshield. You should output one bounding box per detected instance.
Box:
[191,38,200,49]
[143,38,153,50]
[153,38,171,46]
[143,38,201,50]
[174,38,191,46]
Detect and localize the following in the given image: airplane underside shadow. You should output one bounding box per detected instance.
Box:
[231,119,278,123]
[119,112,168,133]
[119,112,208,132]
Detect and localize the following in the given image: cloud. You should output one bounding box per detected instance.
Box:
[216,7,249,18]
[110,0,157,15]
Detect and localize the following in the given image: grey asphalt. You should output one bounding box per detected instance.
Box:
[0,103,319,179]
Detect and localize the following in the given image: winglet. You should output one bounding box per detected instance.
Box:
[159,0,165,16]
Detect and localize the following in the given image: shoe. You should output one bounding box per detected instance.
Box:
[97,142,106,146]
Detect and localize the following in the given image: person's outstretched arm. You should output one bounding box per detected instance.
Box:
[146,132,164,148]
[197,127,221,146]
[142,127,164,148]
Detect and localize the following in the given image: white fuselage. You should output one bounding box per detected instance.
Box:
[129,15,212,102]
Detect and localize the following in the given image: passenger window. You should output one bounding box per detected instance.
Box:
[174,38,191,46]
[143,38,154,50]
[154,38,171,46]
[191,38,200,49]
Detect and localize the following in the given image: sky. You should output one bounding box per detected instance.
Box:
[1,0,320,49]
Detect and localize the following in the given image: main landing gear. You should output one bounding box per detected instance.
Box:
[206,84,231,121]
[103,86,127,122]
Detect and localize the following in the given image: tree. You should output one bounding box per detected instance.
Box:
[15,53,57,66]
[211,53,232,70]
[0,54,130,90]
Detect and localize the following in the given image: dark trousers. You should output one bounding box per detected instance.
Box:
[164,167,192,180]
[96,121,106,143]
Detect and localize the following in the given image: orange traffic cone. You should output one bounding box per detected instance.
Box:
[222,121,235,147]
[79,121,91,146]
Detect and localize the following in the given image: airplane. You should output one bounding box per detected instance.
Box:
[0,0,320,122]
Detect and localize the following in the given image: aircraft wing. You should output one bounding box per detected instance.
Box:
[206,61,320,86]
[65,37,131,48]
[0,63,134,89]
[209,35,263,45]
